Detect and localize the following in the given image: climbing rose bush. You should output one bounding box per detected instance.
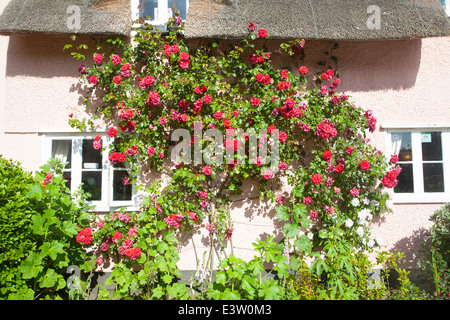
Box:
[67,21,402,299]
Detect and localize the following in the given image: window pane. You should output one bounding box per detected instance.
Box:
[62,171,71,190]
[423,163,445,193]
[394,163,414,193]
[421,132,442,161]
[391,132,412,162]
[140,0,158,20]
[52,140,72,169]
[82,139,102,169]
[82,171,102,201]
[113,170,132,201]
[172,0,188,19]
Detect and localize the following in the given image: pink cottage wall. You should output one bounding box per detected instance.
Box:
[0,3,449,270]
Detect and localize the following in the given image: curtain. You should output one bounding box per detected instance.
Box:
[52,140,71,168]
[390,133,403,156]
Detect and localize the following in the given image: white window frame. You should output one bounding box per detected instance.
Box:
[131,0,189,31]
[42,132,139,212]
[384,127,450,203]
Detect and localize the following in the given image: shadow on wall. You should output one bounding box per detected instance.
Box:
[325,39,422,92]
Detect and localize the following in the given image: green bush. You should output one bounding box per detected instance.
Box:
[0,156,93,300]
[419,203,450,299]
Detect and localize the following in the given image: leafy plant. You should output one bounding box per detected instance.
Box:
[0,156,93,299]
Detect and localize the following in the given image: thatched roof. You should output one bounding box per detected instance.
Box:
[0,0,131,36]
[184,0,450,40]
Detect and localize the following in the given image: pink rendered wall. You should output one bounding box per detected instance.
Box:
[0,24,448,269]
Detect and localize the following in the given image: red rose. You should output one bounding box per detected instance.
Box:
[89,76,98,84]
[202,165,212,176]
[311,174,322,185]
[322,150,332,162]
[250,97,261,106]
[248,22,256,31]
[111,54,122,66]
[334,164,344,173]
[359,160,371,171]
[278,131,288,142]
[299,66,308,75]
[223,118,231,128]
[93,53,103,64]
[390,155,399,164]
[258,28,268,38]
[179,51,189,61]
[263,169,273,180]
[113,75,122,84]
[107,127,118,137]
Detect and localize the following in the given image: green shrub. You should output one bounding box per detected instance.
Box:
[0,156,93,299]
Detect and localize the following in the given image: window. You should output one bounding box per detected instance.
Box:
[438,0,450,16]
[385,128,450,203]
[44,133,139,211]
[131,0,189,28]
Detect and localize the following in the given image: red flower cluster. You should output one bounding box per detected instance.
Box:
[125,247,141,260]
[76,227,93,245]
[111,54,122,66]
[249,53,270,64]
[359,160,371,171]
[42,172,52,188]
[322,150,332,162]
[147,90,162,107]
[311,174,322,185]
[381,166,402,188]
[163,43,179,58]
[364,110,377,133]
[108,152,126,164]
[165,213,183,228]
[93,53,103,64]
[179,51,190,69]
[255,73,271,84]
[315,119,337,139]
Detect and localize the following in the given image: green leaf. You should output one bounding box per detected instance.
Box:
[19,252,43,279]
[283,223,299,238]
[39,268,59,288]
[27,185,43,200]
[294,235,312,253]
[215,271,227,285]
[62,220,78,237]
[47,241,66,260]
[31,214,46,235]
[275,205,289,221]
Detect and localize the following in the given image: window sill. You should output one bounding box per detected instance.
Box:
[392,193,450,204]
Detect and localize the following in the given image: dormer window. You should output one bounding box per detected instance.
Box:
[131,0,189,30]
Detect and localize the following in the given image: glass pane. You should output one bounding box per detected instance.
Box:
[172,0,187,19]
[82,139,102,169]
[62,171,71,190]
[140,0,158,20]
[421,132,442,161]
[391,132,412,162]
[423,163,445,193]
[82,171,102,201]
[394,163,414,193]
[113,170,132,201]
[52,140,72,169]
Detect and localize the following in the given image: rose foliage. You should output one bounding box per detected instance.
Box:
[65,21,423,300]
